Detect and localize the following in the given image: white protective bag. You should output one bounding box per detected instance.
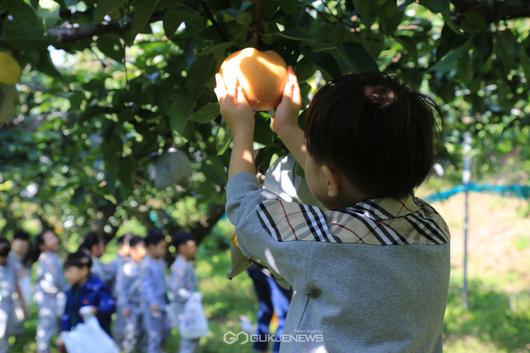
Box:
[179,292,209,339]
[60,306,119,353]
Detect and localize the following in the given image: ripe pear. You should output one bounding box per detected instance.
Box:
[220,48,288,111]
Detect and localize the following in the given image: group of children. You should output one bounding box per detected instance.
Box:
[0,228,200,353]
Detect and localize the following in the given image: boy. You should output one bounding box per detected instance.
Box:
[214,70,450,353]
[116,236,147,353]
[109,233,132,342]
[7,230,30,337]
[140,229,169,353]
[0,238,16,353]
[59,251,116,336]
[168,232,199,353]
[79,232,110,284]
[35,230,66,353]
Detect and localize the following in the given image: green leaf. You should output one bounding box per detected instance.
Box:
[379,0,402,34]
[127,0,159,44]
[431,45,468,76]
[307,52,341,80]
[198,42,233,56]
[169,93,195,137]
[97,34,125,62]
[190,103,219,124]
[436,24,467,61]
[163,9,182,37]
[520,45,530,85]
[95,0,128,21]
[419,0,449,15]
[352,0,380,23]
[200,156,226,185]
[0,84,19,124]
[216,126,232,155]
[495,30,516,74]
[186,55,216,95]
[459,11,486,34]
[3,0,45,42]
[341,43,379,73]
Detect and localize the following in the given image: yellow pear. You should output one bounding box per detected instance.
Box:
[220,48,288,111]
[0,52,22,85]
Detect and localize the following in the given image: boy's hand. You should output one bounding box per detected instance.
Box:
[214,72,257,177]
[214,73,255,136]
[271,67,302,136]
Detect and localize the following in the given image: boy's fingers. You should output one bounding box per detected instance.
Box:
[292,81,302,105]
[214,73,226,102]
[283,78,295,98]
[224,72,237,99]
[236,85,247,104]
[288,67,302,104]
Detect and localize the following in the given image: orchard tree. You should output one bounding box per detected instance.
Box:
[0,0,529,241]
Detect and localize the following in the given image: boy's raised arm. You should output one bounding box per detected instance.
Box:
[214,73,256,177]
[271,67,306,168]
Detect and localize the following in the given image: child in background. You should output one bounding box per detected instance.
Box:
[215,71,450,353]
[0,238,16,353]
[7,230,30,337]
[78,232,110,284]
[35,230,66,353]
[108,233,132,343]
[117,236,147,353]
[108,234,132,292]
[168,231,199,353]
[140,229,169,353]
[58,251,115,342]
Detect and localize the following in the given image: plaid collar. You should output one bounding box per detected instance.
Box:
[344,194,422,221]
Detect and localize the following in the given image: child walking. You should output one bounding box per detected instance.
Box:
[7,230,30,338]
[35,230,66,353]
[168,232,199,353]
[215,70,450,353]
[140,229,169,353]
[109,233,132,343]
[59,251,116,336]
[117,236,147,353]
[0,238,16,353]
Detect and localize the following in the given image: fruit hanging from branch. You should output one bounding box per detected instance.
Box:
[149,148,192,189]
[219,48,288,111]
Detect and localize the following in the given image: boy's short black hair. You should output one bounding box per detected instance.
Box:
[79,232,103,251]
[0,237,11,257]
[305,72,440,199]
[117,233,132,246]
[173,231,195,248]
[64,251,93,269]
[129,236,144,248]
[13,230,30,241]
[144,229,165,247]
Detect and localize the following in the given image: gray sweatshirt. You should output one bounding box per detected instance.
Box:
[226,173,450,353]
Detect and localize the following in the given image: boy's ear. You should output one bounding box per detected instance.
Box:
[321,165,339,198]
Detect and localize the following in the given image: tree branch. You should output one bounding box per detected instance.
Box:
[250,0,263,47]
[48,22,126,43]
[197,0,231,42]
[190,203,225,245]
[451,0,530,22]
